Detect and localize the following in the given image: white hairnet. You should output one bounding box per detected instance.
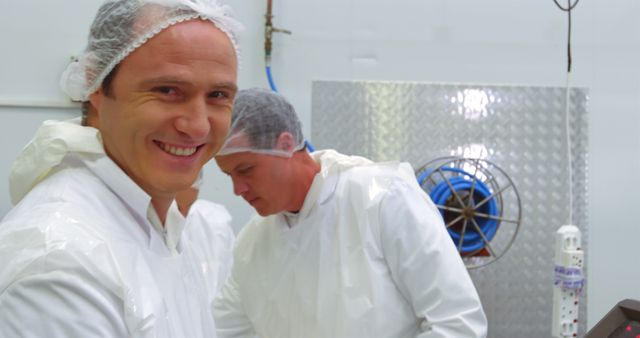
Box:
[216,88,305,157]
[60,0,242,102]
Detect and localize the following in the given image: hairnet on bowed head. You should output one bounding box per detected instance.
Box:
[60,0,242,102]
[216,88,305,158]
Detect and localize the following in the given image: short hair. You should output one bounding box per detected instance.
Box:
[217,88,305,157]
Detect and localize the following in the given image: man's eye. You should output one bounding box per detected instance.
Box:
[209,91,229,99]
[153,86,177,95]
[237,167,252,175]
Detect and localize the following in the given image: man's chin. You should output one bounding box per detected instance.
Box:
[256,210,268,217]
[147,180,196,197]
[254,206,275,217]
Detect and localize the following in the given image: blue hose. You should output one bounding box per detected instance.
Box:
[305,140,316,152]
[418,167,499,253]
[266,65,279,93]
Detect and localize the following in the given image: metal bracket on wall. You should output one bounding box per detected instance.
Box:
[0,98,80,109]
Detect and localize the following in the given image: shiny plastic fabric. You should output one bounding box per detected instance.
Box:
[184,200,235,293]
[0,119,233,337]
[217,88,305,157]
[60,0,242,101]
[9,117,103,205]
[213,149,488,338]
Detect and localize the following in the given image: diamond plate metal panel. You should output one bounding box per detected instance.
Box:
[311,80,589,338]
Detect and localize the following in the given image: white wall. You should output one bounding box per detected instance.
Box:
[1,0,638,330]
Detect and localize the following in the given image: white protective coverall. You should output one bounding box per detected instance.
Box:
[186,199,236,294]
[0,118,233,337]
[213,149,488,338]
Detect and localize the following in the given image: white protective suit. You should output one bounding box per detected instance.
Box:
[213,149,488,338]
[186,199,236,294]
[0,118,233,337]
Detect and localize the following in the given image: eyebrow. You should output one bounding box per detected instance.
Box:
[214,82,239,93]
[139,76,190,87]
[217,163,239,176]
[139,77,238,92]
[228,162,253,175]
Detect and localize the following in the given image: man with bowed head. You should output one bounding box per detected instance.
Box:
[213,88,488,338]
[0,0,240,336]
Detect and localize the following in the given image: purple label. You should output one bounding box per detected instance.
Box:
[554,265,584,290]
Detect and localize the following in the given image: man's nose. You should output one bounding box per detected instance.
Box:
[175,99,210,139]
[231,176,249,196]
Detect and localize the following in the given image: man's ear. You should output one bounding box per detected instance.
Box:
[89,88,102,108]
[86,91,103,128]
[275,132,296,153]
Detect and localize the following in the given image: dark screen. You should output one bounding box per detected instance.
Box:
[609,320,640,338]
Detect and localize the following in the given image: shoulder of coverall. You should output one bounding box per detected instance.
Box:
[186,199,233,235]
[330,160,422,212]
[314,149,419,200]
[0,167,124,292]
[189,200,231,222]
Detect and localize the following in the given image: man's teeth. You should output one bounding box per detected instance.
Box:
[161,143,197,156]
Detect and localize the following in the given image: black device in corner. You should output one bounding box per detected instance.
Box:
[586,299,640,338]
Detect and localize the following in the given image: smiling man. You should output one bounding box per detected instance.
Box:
[0,1,240,337]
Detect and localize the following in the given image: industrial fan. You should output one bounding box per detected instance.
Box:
[415,157,522,269]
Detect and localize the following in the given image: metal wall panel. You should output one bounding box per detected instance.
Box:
[311,80,589,338]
